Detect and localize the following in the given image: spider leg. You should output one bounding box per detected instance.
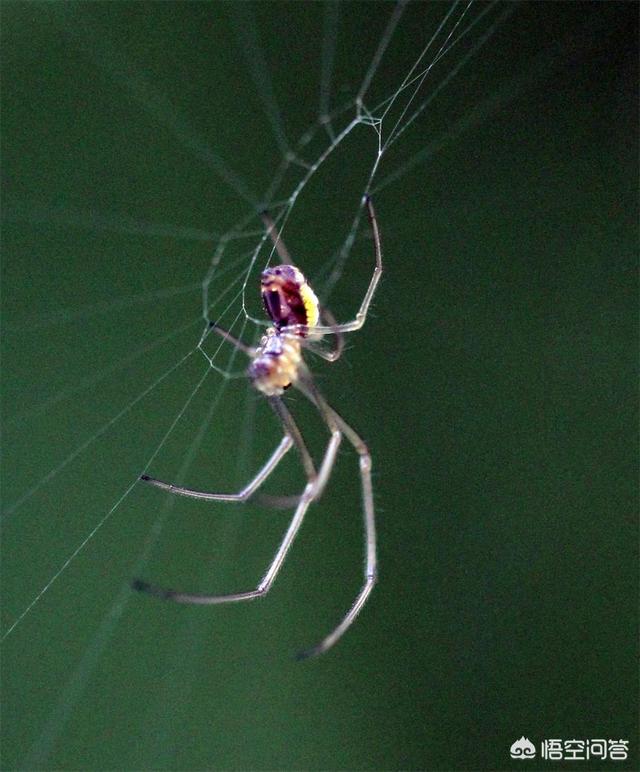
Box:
[138,397,312,504]
[207,322,254,355]
[257,492,302,509]
[268,396,315,480]
[302,308,345,363]
[260,392,342,507]
[133,428,342,606]
[139,434,293,503]
[320,307,345,362]
[295,371,377,660]
[251,396,317,510]
[283,196,382,337]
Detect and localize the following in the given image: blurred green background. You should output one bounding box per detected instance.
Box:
[2,2,637,770]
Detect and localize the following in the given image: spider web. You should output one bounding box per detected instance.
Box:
[196,0,513,373]
[3,0,513,630]
[1,0,541,763]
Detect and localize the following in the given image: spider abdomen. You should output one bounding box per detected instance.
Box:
[261,264,319,331]
[249,330,303,396]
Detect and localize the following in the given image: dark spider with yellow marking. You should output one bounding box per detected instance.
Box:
[134,196,382,660]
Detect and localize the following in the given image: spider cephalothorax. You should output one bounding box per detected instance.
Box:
[248,328,303,396]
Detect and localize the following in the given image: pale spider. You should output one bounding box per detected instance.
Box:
[133,196,382,659]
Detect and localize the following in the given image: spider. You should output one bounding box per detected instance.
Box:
[133,196,382,659]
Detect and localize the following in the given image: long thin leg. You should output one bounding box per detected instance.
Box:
[139,435,292,503]
[284,196,383,336]
[303,308,345,362]
[259,392,340,509]
[133,429,341,605]
[207,322,254,355]
[139,397,313,504]
[257,492,302,510]
[268,396,315,481]
[295,372,377,659]
[255,395,318,510]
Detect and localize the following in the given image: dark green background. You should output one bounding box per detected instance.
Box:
[2,2,637,770]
